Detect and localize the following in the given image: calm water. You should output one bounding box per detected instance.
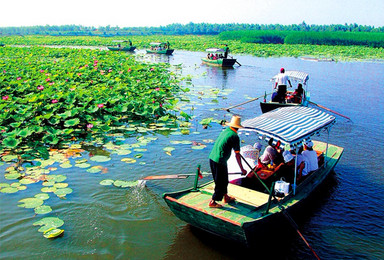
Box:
[1,50,384,260]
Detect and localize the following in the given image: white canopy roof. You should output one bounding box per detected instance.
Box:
[240,106,335,147]
[205,48,225,52]
[271,71,309,85]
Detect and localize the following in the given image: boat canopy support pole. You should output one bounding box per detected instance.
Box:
[293,146,298,195]
[265,182,275,215]
[192,164,201,192]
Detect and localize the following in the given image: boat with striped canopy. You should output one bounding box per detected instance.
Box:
[107,40,136,52]
[201,47,238,67]
[260,71,310,113]
[163,106,343,245]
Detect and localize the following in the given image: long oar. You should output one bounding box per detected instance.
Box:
[308,101,351,121]
[235,61,242,66]
[220,92,273,112]
[239,154,320,260]
[142,172,242,180]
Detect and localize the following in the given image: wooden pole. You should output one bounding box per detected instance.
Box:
[308,101,351,121]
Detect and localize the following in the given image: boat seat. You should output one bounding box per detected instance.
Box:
[201,183,270,208]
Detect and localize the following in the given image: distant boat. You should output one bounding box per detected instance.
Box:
[0,43,5,47]
[260,71,310,113]
[300,56,334,62]
[107,40,136,52]
[146,42,174,55]
[201,47,238,67]
[163,106,344,245]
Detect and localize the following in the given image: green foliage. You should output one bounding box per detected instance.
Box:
[219,30,384,48]
[0,46,186,159]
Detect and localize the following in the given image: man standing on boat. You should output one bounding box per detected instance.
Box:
[274,68,292,89]
[208,116,247,208]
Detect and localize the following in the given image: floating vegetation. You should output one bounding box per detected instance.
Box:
[33,217,65,238]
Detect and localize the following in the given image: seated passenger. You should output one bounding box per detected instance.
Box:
[272,84,287,103]
[273,150,296,184]
[295,147,309,181]
[241,142,263,168]
[287,83,305,103]
[259,138,278,166]
[302,140,318,173]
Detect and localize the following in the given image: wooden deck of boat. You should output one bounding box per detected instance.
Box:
[168,182,270,225]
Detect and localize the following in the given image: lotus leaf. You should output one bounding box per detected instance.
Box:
[75,158,88,164]
[54,183,68,188]
[46,175,67,182]
[191,145,206,150]
[17,185,27,191]
[163,147,175,152]
[90,155,111,162]
[42,181,55,187]
[5,172,22,180]
[3,137,20,149]
[133,148,147,152]
[60,162,73,168]
[33,217,64,232]
[0,183,10,189]
[18,198,44,208]
[64,118,80,127]
[75,163,91,168]
[114,149,132,155]
[99,179,114,186]
[35,205,52,214]
[87,166,102,173]
[19,178,37,185]
[54,188,73,196]
[113,180,139,188]
[121,158,136,164]
[35,193,50,200]
[134,154,143,159]
[1,187,19,193]
[43,228,64,239]
[10,182,21,187]
[41,187,57,193]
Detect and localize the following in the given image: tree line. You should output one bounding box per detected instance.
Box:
[1,22,384,36]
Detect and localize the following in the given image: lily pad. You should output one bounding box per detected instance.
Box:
[86,166,102,173]
[121,158,136,164]
[43,228,64,239]
[75,163,91,168]
[35,193,50,200]
[54,183,68,188]
[33,217,64,232]
[1,187,19,193]
[18,198,44,208]
[54,188,73,196]
[113,180,139,188]
[114,149,132,155]
[5,172,22,180]
[163,147,175,152]
[90,155,111,162]
[35,205,52,214]
[19,178,38,185]
[46,175,67,182]
[99,179,114,186]
[191,145,206,150]
[41,187,57,193]
[60,162,73,169]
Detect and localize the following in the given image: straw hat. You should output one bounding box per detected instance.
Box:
[283,150,294,163]
[226,116,243,128]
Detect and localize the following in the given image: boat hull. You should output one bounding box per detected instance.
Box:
[163,141,343,245]
[146,49,174,55]
[201,58,237,67]
[260,102,302,113]
[107,46,136,52]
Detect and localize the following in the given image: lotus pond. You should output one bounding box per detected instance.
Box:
[1,46,384,259]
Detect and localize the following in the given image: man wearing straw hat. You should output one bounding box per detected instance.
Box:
[208,115,247,208]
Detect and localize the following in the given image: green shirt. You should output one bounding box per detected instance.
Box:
[209,127,240,165]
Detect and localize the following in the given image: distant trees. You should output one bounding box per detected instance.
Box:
[1,22,383,36]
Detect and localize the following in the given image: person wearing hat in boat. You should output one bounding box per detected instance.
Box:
[259,138,283,167]
[302,140,318,173]
[208,115,247,208]
[272,68,292,103]
[272,150,296,184]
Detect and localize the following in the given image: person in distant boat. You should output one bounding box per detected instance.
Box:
[272,68,292,103]
[208,116,247,208]
[287,83,305,103]
[302,140,318,173]
[224,45,229,58]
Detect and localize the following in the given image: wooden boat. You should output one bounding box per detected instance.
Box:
[107,40,136,52]
[201,47,237,67]
[163,106,343,245]
[260,71,309,113]
[146,42,174,55]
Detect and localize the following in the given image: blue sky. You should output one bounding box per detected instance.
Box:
[1,0,383,27]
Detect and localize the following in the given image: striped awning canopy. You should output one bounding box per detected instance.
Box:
[240,106,335,147]
[271,71,309,85]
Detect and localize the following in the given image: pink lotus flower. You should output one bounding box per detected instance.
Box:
[87,123,94,129]
[2,95,9,100]
[97,104,104,108]
[37,85,44,90]
[17,77,21,80]
[77,73,82,76]
[51,99,58,103]
[128,68,131,72]
[46,78,51,82]
[108,69,112,73]
[100,70,105,75]
[40,70,44,73]
[155,87,160,91]
[150,68,155,71]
